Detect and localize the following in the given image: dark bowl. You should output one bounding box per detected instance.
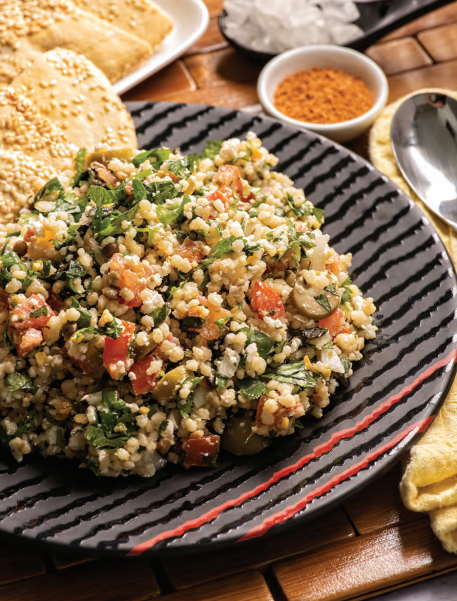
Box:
[219,0,453,64]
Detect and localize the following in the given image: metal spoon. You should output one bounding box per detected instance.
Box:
[390,92,457,231]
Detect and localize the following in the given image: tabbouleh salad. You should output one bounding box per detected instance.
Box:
[0,133,377,477]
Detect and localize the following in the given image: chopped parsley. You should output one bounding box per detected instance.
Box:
[314,294,331,312]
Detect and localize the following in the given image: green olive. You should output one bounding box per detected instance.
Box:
[291,278,339,320]
[152,366,190,402]
[221,415,269,456]
[85,148,135,169]
[132,335,158,363]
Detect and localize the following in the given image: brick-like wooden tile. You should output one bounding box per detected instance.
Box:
[162,507,354,590]
[203,0,224,18]
[0,558,160,601]
[381,1,457,41]
[121,60,195,102]
[0,535,46,585]
[150,82,259,109]
[418,23,457,62]
[273,520,457,601]
[184,47,262,89]
[365,37,432,76]
[162,571,273,601]
[387,59,457,103]
[344,466,421,535]
[185,17,228,56]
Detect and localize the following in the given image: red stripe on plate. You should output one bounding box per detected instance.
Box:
[238,415,434,542]
[128,349,456,556]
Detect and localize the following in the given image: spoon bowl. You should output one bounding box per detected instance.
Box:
[391,92,457,231]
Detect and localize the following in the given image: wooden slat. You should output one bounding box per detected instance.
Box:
[51,551,94,570]
[162,507,354,590]
[387,59,457,103]
[380,2,457,41]
[343,466,420,535]
[418,23,457,62]
[161,571,273,601]
[147,82,259,109]
[121,60,196,102]
[184,48,262,89]
[365,37,432,76]
[203,0,224,18]
[0,536,46,585]
[273,520,457,601]
[185,17,228,56]
[0,558,160,601]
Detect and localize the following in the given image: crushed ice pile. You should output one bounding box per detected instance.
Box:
[223,0,365,53]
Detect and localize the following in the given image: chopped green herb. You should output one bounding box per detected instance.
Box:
[314,294,331,312]
[341,358,351,374]
[29,305,49,319]
[69,297,92,329]
[263,362,318,389]
[177,376,203,419]
[156,196,188,226]
[182,316,204,329]
[7,371,32,393]
[150,303,170,328]
[236,378,269,399]
[324,284,339,297]
[70,148,87,187]
[159,420,169,434]
[132,148,170,169]
[341,277,352,307]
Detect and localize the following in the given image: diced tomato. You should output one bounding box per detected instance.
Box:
[327,254,342,275]
[214,165,243,196]
[23,228,34,243]
[251,281,285,320]
[190,296,231,340]
[129,353,163,395]
[9,295,54,330]
[183,434,220,467]
[255,394,301,430]
[12,328,43,357]
[175,239,206,263]
[336,327,351,336]
[319,308,345,337]
[46,291,64,313]
[296,222,308,233]
[205,187,232,216]
[110,253,155,308]
[103,320,135,380]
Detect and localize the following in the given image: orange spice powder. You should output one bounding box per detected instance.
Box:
[274,67,374,124]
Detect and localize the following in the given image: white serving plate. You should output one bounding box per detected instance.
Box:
[113,0,209,96]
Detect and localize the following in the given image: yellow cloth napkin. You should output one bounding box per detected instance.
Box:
[369,88,457,554]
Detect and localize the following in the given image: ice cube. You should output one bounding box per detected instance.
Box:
[330,22,364,44]
[224,0,250,25]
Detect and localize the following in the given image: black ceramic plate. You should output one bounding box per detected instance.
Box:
[219,0,454,65]
[1,102,456,558]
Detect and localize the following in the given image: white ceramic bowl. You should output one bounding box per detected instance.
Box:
[257,46,389,144]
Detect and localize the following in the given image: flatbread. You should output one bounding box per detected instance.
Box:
[13,49,138,149]
[0,149,57,226]
[0,86,77,173]
[0,0,153,83]
[369,88,457,253]
[74,0,173,50]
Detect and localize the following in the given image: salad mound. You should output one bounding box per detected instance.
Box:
[0,134,376,476]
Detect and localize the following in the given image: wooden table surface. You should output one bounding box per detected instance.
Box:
[3,2,457,600]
